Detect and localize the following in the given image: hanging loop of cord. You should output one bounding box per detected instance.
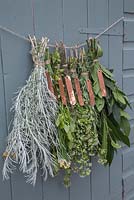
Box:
[0,16,124,49]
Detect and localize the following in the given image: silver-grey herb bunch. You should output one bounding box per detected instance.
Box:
[3,36,60,185]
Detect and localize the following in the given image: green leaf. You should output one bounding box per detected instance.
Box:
[70,121,75,132]
[96,97,105,112]
[101,65,114,78]
[107,117,130,147]
[111,139,121,149]
[104,77,115,90]
[101,116,108,150]
[90,64,99,81]
[67,132,73,142]
[106,138,114,165]
[93,80,100,95]
[64,124,70,133]
[112,103,120,123]
[120,110,130,119]
[56,114,61,127]
[113,90,126,105]
[120,117,130,136]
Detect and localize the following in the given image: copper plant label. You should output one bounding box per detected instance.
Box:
[74,77,84,106]
[86,79,95,106]
[45,71,54,95]
[58,77,67,105]
[97,69,107,97]
[65,76,76,105]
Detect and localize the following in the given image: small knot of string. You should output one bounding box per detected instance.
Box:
[29,35,48,67]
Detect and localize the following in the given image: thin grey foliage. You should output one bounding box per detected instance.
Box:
[3,36,60,185]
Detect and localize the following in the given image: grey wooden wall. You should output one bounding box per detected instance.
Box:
[0,0,134,200]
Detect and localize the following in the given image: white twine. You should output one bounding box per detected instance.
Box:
[0,16,124,49]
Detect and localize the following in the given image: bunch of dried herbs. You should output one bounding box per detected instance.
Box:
[3,37,62,185]
[3,37,131,188]
[86,39,130,165]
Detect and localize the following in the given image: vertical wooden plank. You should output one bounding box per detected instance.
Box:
[63,0,88,45]
[91,158,109,200]
[109,36,123,88]
[33,0,63,41]
[1,31,43,200]
[0,37,7,139]
[88,0,108,31]
[0,75,11,200]
[109,1,123,198]
[0,76,7,140]
[43,173,69,200]
[122,3,134,197]
[0,139,11,200]
[109,151,122,200]
[0,0,33,35]
[0,34,12,200]
[70,174,91,200]
[108,0,123,35]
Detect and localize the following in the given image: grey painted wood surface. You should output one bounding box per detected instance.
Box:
[0,0,134,200]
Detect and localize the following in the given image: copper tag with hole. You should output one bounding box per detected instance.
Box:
[65,76,76,105]
[45,72,54,95]
[97,69,107,97]
[74,77,84,106]
[86,79,95,106]
[58,77,67,105]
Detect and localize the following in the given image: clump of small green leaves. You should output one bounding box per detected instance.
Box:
[71,105,99,176]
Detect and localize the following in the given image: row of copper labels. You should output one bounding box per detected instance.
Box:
[45,69,107,107]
